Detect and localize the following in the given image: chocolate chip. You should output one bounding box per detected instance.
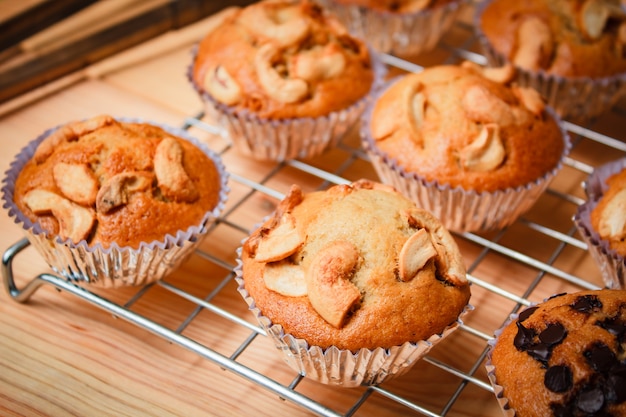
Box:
[539,323,567,346]
[514,320,536,351]
[571,295,603,313]
[528,342,551,364]
[597,317,626,340]
[577,387,605,413]
[518,306,539,322]
[585,343,617,373]
[544,365,573,393]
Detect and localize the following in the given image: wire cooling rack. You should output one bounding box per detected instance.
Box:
[3,5,626,417]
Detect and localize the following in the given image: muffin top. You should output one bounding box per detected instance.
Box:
[328,0,457,13]
[479,0,626,78]
[13,115,224,249]
[367,62,565,192]
[191,0,375,119]
[591,167,626,256]
[240,179,471,350]
[490,290,626,417]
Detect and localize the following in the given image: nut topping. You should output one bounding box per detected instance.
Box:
[597,188,626,239]
[238,2,310,48]
[204,65,242,105]
[513,17,554,71]
[512,86,545,116]
[263,261,307,297]
[53,163,99,206]
[460,123,505,172]
[305,240,361,328]
[254,213,304,263]
[23,189,96,243]
[255,43,309,104]
[580,0,626,40]
[290,44,346,82]
[462,85,515,126]
[399,228,437,282]
[34,115,115,163]
[96,172,153,214]
[154,137,199,203]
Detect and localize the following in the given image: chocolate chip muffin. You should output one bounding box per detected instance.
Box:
[236,179,471,386]
[3,115,229,287]
[574,158,626,289]
[487,290,626,416]
[476,0,626,121]
[189,0,382,161]
[362,62,569,232]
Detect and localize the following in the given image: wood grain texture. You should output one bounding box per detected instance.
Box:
[0,3,623,416]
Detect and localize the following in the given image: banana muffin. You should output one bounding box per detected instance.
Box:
[189,0,381,161]
[236,179,471,386]
[476,0,626,121]
[3,115,229,287]
[362,62,569,232]
[487,290,626,416]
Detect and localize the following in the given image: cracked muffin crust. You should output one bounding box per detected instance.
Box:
[367,63,565,193]
[12,115,224,249]
[239,179,471,350]
[488,290,626,417]
[191,0,375,120]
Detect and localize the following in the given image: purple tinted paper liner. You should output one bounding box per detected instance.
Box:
[318,0,470,56]
[474,0,626,122]
[361,76,571,233]
[573,158,626,289]
[1,117,230,288]
[188,45,387,162]
[234,247,473,387]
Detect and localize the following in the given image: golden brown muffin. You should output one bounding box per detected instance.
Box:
[240,179,471,350]
[489,290,626,417]
[191,0,375,120]
[591,167,626,256]
[479,0,626,78]
[13,115,224,249]
[368,62,565,193]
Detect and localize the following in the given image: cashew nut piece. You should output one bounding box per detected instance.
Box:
[597,188,626,238]
[53,162,99,206]
[254,213,304,263]
[238,2,310,48]
[306,240,361,328]
[399,228,438,282]
[203,65,243,105]
[512,86,545,116]
[290,44,346,82]
[23,189,96,243]
[263,261,307,297]
[34,115,115,164]
[462,85,515,127]
[513,17,554,71]
[255,43,309,104]
[460,123,505,172]
[154,137,199,203]
[96,171,153,214]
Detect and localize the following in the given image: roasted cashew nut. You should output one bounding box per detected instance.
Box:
[255,43,309,104]
[460,123,505,172]
[53,162,99,206]
[154,137,199,203]
[204,65,242,105]
[238,2,310,48]
[96,171,153,214]
[290,44,346,82]
[23,189,96,243]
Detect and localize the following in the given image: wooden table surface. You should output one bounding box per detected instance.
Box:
[0,3,625,417]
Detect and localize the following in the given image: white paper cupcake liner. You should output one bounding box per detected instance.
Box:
[474,0,626,122]
[573,158,626,289]
[234,248,472,387]
[485,312,521,417]
[188,46,387,162]
[361,78,571,233]
[318,0,469,57]
[1,117,230,288]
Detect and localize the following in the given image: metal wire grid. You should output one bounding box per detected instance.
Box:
[3,11,626,417]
